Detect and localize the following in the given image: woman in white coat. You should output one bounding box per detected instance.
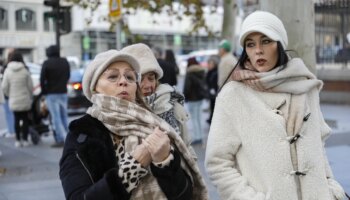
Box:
[2,51,33,147]
[205,11,346,200]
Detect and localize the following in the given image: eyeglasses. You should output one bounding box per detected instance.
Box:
[103,69,139,83]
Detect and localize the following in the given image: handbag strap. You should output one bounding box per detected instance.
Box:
[346,192,350,200]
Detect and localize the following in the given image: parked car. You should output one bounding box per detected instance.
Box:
[66,67,91,113]
[27,61,91,115]
[176,49,218,76]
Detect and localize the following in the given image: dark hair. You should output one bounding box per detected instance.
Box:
[7,50,28,70]
[187,57,199,67]
[219,41,289,92]
[8,50,25,64]
[238,41,288,70]
[165,50,176,63]
[165,49,179,74]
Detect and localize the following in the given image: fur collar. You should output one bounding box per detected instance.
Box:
[69,114,110,137]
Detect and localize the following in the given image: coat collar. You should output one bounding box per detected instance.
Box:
[256,91,287,110]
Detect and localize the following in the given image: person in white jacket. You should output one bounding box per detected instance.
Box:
[2,51,33,147]
[205,11,346,200]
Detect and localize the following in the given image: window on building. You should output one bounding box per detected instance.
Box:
[43,12,55,32]
[0,7,8,30]
[16,8,36,31]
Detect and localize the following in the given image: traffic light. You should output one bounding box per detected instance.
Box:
[43,0,71,34]
[44,7,71,34]
[44,0,59,7]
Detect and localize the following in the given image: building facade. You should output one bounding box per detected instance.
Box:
[0,0,225,63]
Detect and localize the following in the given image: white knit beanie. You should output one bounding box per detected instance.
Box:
[239,11,288,49]
[122,43,164,80]
[82,49,141,101]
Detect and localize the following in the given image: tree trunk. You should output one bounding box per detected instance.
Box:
[221,0,237,52]
[260,0,316,73]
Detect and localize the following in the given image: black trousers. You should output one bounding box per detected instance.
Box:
[13,111,30,141]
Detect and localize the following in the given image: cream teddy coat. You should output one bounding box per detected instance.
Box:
[2,61,33,111]
[205,59,345,200]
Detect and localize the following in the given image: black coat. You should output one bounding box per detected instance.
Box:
[40,47,70,94]
[183,65,207,102]
[59,114,192,200]
[205,67,218,99]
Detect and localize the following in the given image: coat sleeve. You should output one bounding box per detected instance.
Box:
[59,132,130,200]
[317,103,345,200]
[150,149,193,200]
[183,75,191,100]
[63,58,70,83]
[1,70,9,97]
[205,93,266,200]
[40,63,47,95]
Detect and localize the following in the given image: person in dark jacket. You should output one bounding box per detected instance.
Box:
[59,48,208,200]
[164,49,180,75]
[205,55,219,124]
[183,57,207,144]
[40,45,70,147]
[152,47,177,86]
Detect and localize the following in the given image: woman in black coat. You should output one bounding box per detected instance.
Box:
[59,48,208,200]
[205,55,219,124]
[183,57,207,144]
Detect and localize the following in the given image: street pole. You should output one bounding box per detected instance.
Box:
[109,0,122,49]
[55,3,60,56]
[116,21,122,50]
[44,0,61,56]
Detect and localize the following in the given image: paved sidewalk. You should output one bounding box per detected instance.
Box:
[0,103,349,200]
[0,136,64,200]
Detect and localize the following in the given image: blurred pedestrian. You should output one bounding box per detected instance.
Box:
[183,57,207,144]
[152,47,177,86]
[0,70,3,156]
[0,48,16,138]
[205,55,220,124]
[165,49,180,75]
[123,43,194,152]
[0,73,4,105]
[205,11,346,200]
[217,39,237,88]
[59,48,208,199]
[40,45,70,148]
[2,51,33,147]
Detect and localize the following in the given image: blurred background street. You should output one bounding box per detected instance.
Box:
[1,0,350,199]
[0,75,349,200]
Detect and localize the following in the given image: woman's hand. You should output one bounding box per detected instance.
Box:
[143,127,171,163]
[131,143,152,167]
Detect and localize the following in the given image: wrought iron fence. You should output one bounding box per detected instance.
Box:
[315,0,350,64]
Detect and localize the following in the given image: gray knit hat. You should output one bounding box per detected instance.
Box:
[239,11,288,49]
[82,49,141,101]
[122,43,164,80]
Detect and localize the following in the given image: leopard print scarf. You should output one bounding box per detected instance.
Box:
[86,94,208,200]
